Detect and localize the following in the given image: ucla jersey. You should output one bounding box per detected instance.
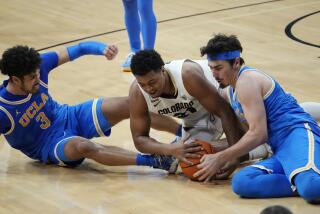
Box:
[0,52,68,161]
[228,66,318,148]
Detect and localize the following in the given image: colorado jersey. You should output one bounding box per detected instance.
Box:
[140,59,223,140]
[0,52,67,161]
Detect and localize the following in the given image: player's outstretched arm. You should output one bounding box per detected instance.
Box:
[55,41,118,66]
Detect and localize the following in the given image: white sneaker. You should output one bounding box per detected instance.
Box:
[122,52,135,72]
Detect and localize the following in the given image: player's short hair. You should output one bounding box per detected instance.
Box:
[260,205,293,214]
[131,49,165,76]
[200,34,245,66]
[0,45,41,78]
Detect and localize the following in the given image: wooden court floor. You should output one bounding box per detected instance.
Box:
[0,0,319,213]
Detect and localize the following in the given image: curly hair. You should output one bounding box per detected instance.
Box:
[130,49,164,76]
[0,45,41,78]
[200,34,245,66]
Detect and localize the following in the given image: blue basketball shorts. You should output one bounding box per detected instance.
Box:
[250,123,320,190]
[45,98,112,166]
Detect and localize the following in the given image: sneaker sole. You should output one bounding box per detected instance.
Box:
[168,159,179,174]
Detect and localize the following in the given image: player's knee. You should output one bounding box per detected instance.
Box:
[232,167,262,197]
[75,141,98,156]
[295,170,320,201]
[138,3,154,19]
[296,174,320,201]
[298,184,320,201]
[232,169,252,197]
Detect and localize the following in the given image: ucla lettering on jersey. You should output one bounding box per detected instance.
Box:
[0,52,66,161]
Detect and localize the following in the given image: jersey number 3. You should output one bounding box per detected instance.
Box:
[36,112,51,129]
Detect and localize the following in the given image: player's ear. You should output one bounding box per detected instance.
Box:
[11,75,22,85]
[233,58,240,69]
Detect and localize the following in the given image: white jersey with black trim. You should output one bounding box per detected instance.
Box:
[139,59,223,141]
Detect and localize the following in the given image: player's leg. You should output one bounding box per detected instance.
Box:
[294,169,320,203]
[100,96,180,135]
[64,137,136,165]
[122,0,141,71]
[232,157,294,198]
[277,125,320,203]
[60,98,179,171]
[49,136,177,171]
[300,102,320,122]
[122,0,141,53]
[137,0,156,50]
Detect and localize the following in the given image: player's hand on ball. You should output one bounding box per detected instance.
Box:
[215,158,240,180]
[194,152,227,182]
[104,45,118,60]
[170,140,202,165]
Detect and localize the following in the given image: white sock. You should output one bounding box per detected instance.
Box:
[249,143,272,160]
[300,102,320,123]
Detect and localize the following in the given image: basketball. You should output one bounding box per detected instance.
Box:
[179,140,215,181]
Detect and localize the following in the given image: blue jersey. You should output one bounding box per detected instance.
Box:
[228,66,318,149]
[0,52,69,161]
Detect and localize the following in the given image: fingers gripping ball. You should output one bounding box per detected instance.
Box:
[179,140,215,180]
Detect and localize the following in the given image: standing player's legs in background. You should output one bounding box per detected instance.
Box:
[121,0,157,72]
[138,0,157,50]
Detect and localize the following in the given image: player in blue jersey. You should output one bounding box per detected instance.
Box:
[0,41,185,172]
[195,34,320,203]
[121,0,157,72]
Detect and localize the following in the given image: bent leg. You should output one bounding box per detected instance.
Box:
[294,169,320,202]
[64,137,137,166]
[232,157,294,198]
[100,97,180,135]
[276,126,320,202]
[49,136,177,172]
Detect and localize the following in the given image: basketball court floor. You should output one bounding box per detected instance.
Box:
[0,0,319,213]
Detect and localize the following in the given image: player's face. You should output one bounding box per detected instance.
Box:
[19,69,41,94]
[135,69,166,98]
[208,60,234,89]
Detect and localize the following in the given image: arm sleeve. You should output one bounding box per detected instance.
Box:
[39,52,59,84]
[67,41,107,61]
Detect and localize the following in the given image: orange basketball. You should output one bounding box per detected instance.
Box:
[179,140,215,181]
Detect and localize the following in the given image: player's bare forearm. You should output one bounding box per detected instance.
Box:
[133,135,172,155]
[220,106,244,146]
[220,129,266,163]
